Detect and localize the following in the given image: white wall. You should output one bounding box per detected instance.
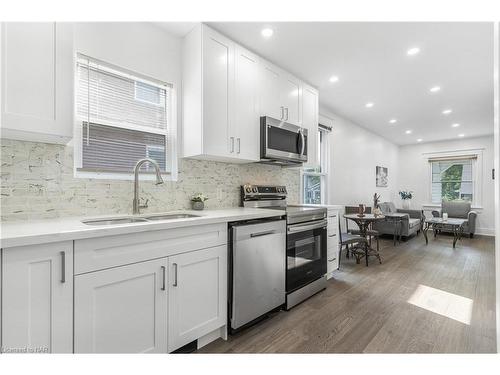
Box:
[398,136,495,235]
[320,108,400,208]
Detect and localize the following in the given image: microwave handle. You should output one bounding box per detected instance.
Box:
[298,129,305,156]
[280,106,284,120]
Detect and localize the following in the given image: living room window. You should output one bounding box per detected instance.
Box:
[74,54,176,180]
[302,125,331,204]
[430,156,477,204]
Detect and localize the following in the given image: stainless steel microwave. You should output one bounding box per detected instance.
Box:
[260,116,308,166]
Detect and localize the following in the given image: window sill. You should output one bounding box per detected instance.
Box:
[422,203,483,211]
[74,170,175,182]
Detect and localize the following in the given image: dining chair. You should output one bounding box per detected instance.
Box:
[338,220,368,268]
[344,206,380,253]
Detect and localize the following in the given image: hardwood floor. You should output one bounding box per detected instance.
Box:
[199,233,496,353]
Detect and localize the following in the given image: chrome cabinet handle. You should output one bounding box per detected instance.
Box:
[328,257,337,262]
[230,137,235,153]
[237,138,241,154]
[173,263,178,287]
[280,106,284,120]
[328,234,337,237]
[161,266,166,291]
[60,251,66,283]
[285,107,289,121]
[250,230,275,238]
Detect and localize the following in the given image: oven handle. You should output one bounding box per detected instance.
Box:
[288,220,327,233]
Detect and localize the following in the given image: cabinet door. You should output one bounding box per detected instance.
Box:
[202,26,234,158]
[168,245,227,352]
[281,73,302,125]
[260,60,283,120]
[302,83,319,168]
[74,258,167,353]
[2,241,73,353]
[1,22,73,144]
[233,45,260,161]
[327,210,340,278]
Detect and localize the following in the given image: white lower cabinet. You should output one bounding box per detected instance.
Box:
[168,245,227,352]
[1,241,73,353]
[74,258,168,353]
[326,209,340,279]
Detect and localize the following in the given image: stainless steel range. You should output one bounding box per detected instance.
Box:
[241,184,327,309]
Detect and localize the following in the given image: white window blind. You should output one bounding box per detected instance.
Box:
[76,54,172,174]
[430,157,474,203]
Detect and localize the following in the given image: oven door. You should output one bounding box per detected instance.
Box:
[261,116,308,163]
[286,219,327,292]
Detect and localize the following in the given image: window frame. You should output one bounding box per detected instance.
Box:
[425,149,483,208]
[73,53,178,181]
[301,126,330,205]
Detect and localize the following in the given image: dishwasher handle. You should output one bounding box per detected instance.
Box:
[250,230,276,238]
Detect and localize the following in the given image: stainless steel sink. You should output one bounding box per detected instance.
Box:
[82,217,149,226]
[143,213,201,221]
[82,213,201,226]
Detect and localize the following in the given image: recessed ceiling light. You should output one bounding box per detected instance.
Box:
[329,75,339,83]
[417,138,423,142]
[458,133,465,138]
[389,119,397,124]
[429,86,441,93]
[261,28,274,38]
[405,130,412,134]
[442,109,452,115]
[365,102,374,108]
[451,123,460,128]
[407,47,420,56]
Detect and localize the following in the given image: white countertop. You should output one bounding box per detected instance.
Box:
[0,208,283,248]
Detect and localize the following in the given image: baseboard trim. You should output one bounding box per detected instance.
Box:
[475,228,495,236]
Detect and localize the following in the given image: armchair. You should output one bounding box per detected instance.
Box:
[373,202,424,239]
[431,200,477,238]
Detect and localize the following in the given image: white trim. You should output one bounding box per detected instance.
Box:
[74,170,174,182]
[73,53,178,181]
[422,204,484,213]
[422,148,485,158]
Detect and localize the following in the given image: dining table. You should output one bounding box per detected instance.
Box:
[343,213,385,266]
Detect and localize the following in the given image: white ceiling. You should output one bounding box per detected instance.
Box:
[158,22,494,145]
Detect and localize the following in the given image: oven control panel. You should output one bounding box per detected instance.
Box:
[241,184,287,199]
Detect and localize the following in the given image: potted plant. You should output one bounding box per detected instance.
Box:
[191,193,209,211]
[399,190,413,209]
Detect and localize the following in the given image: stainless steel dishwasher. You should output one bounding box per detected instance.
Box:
[229,217,286,333]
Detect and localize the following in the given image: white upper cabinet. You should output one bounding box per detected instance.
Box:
[302,83,319,168]
[182,24,259,163]
[201,26,234,159]
[259,59,302,126]
[280,73,301,125]
[182,23,319,165]
[1,22,74,144]
[233,45,260,161]
[260,61,284,120]
[1,241,73,353]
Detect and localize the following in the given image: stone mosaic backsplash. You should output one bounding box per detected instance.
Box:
[0,139,300,221]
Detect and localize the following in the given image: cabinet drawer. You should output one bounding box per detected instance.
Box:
[327,233,338,249]
[74,223,227,274]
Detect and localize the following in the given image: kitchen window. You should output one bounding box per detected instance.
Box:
[429,156,478,205]
[75,54,176,180]
[302,125,331,204]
